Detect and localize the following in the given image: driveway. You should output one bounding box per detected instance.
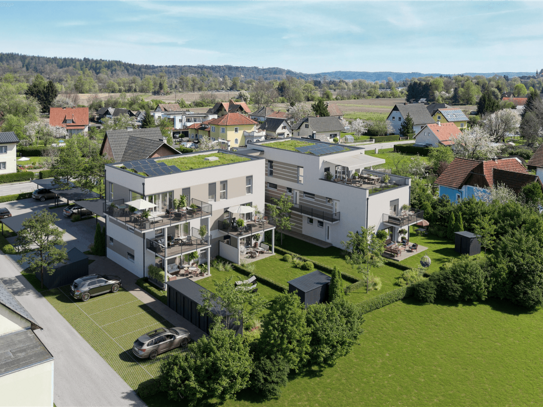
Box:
[0,254,146,407]
[0,180,40,196]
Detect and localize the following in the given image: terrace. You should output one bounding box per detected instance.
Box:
[259,139,353,155]
[382,210,425,228]
[321,168,409,194]
[146,228,210,259]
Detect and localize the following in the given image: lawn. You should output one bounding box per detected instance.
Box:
[156,152,249,172]
[365,148,430,170]
[260,140,314,151]
[344,112,387,121]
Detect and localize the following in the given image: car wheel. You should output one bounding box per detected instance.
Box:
[111,284,119,293]
[40,197,46,202]
[149,350,158,360]
[82,293,90,302]
[180,338,189,348]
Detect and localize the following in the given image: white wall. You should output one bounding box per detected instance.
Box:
[0,359,54,407]
[219,241,239,263]
[414,128,439,147]
[367,185,411,233]
[106,220,146,277]
[387,111,403,134]
[537,168,543,184]
[0,143,17,174]
[0,307,30,335]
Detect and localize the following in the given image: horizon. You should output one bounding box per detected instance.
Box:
[1,1,542,74]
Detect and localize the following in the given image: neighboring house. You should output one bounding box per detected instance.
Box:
[292,117,345,142]
[104,150,275,280]
[0,131,19,174]
[326,103,343,118]
[527,144,543,183]
[260,118,292,139]
[386,104,434,134]
[414,122,462,147]
[435,157,538,203]
[100,128,180,163]
[502,96,527,107]
[250,139,415,246]
[153,104,182,120]
[207,100,251,117]
[158,111,217,130]
[96,107,134,122]
[0,280,54,407]
[268,111,287,120]
[250,107,277,122]
[243,129,267,145]
[49,107,89,136]
[426,103,449,116]
[206,113,258,149]
[433,108,469,129]
[187,122,211,141]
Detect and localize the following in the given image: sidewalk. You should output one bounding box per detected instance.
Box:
[89,256,205,340]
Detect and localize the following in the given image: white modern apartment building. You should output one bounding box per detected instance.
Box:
[0,132,20,174]
[152,110,218,129]
[104,150,274,283]
[248,139,419,248]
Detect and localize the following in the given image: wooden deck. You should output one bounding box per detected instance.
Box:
[383,244,428,262]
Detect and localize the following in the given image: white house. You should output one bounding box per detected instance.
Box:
[292,117,345,142]
[0,132,20,174]
[387,103,434,135]
[414,122,462,148]
[260,118,292,139]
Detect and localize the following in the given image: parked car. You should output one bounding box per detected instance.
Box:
[63,204,92,218]
[70,274,122,302]
[32,188,58,202]
[133,327,191,360]
[0,207,11,219]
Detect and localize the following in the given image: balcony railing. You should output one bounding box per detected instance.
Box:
[218,218,275,237]
[382,210,424,228]
[146,227,210,258]
[265,198,340,223]
[104,198,212,232]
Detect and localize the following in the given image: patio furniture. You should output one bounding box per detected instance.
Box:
[260,243,270,253]
[410,243,419,252]
[235,276,257,286]
[167,263,179,273]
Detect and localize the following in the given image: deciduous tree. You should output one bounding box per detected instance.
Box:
[267,194,293,245]
[452,126,501,160]
[483,109,520,142]
[287,103,312,123]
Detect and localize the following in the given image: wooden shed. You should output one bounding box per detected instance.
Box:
[454,231,481,256]
[288,270,331,306]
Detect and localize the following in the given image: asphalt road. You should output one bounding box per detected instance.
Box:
[0,254,146,407]
[0,181,40,196]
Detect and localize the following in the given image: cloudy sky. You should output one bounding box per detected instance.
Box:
[1,1,542,74]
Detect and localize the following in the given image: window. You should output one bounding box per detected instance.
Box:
[460,123,464,128]
[297,167,304,184]
[235,138,239,144]
[0,146,6,154]
[234,127,239,133]
[0,162,5,170]
[208,183,216,202]
[220,181,227,200]
[127,252,134,262]
[318,221,324,228]
[438,116,441,120]
[221,128,226,133]
[398,117,402,122]
[391,117,395,121]
[324,167,330,174]
[305,123,309,129]
[326,197,333,204]
[307,217,314,225]
[330,134,337,139]
[246,176,253,194]
[211,126,216,132]
[304,192,315,200]
[268,160,274,176]
[109,183,114,200]
[456,194,461,202]
[286,187,292,194]
[109,237,114,245]
[182,187,191,203]
[130,191,143,201]
[268,183,277,190]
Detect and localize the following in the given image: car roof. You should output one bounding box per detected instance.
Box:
[137,327,169,343]
[0,208,9,212]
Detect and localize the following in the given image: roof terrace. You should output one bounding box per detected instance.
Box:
[258,139,354,156]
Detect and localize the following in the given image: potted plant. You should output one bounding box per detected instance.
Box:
[353,171,360,179]
[236,218,245,229]
[190,203,198,213]
[401,204,411,213]
[399,228,407,242]
[325,171,333,181]
[129,206,136,213]
[141,210,150,220]
[383,174,390,184]
[199,225,207,243]
[178,195,188,210]
[253,233,261,247]
[253,205,261,221]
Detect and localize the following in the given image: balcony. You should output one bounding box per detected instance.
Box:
[218,218,275,237]
[265,197,340,223]
[146,227,210,259]
[382,210,424,228]
[104,198,211,232]
[320,169,409,195]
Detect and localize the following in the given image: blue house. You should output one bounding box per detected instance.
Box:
[435,157,540,203]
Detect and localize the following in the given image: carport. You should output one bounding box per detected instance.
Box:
[73,199,105,217]
[33,179,100,205]
[2,211,35,233]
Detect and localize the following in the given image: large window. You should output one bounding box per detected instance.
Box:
[181,187,190,203]
[127,252,134,262]
[268,183,277,190]
[211,126,216,132]
[220,181,228,200]
[148,192,173,213]
[208,183,216,202]
[0,162,5,170]
[297,166,304,184]
[130,191,143,201]
[0,146,7,154]
[268,160,274,176]
[246,176,253,194]
[304,192,315,200]
[109,183,114,200]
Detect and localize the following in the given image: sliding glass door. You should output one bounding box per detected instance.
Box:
[148,191,173,213]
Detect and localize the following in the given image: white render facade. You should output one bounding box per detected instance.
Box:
[251,140,413,248]
[104,150,273,281]
[0,135,19,174]
[152,111,217,129]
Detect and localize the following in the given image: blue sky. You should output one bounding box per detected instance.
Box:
[1,1,543,74]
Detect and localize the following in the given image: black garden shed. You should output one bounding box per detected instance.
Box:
[167,278,242,335]
[454,231,481,256]
[37,247,89,289]
[288,270,331,306]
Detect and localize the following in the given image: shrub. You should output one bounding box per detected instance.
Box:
[39,169,54,179]
[376,230,388,240]
[71,214,81,222]
[412,279,437,303]
[283,254,292,263]
[137,379,160,398]
[301,261,314,271]
[148,265,165,283]
[0,171,34,184]
[0,192,32,203]
[2,244,16,254]
[394,145,430,156]
[333,137,339,143]
[397,268,424,286]
[18,146,48,157]
[369,135,401,142]
[369,276,382,291]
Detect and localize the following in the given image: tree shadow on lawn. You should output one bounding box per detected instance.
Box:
[402,296,533,316]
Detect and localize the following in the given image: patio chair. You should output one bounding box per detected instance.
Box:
[410,243,419,252]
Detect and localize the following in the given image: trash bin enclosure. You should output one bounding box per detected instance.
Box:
[454,231,481,256]
[37,247,89,289]
[288,270,331,306]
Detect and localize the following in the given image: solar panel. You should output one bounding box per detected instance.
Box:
[124,163,134,169]
[157,162,168,167]
[170,167,182,173]
[151,168,165,175]
[145,169,158,176]
[132,166,145,173]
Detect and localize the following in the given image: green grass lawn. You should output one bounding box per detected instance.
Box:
[157,152,249,172]
[344,112,387,121]
[365,148,430,170]
[337,103,393,109]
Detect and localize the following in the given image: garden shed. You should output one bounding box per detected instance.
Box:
[344,134,354,143]
[288,270,331,306]
[37,247,88,289]
[454,231,481,256]
[167,278,242,335]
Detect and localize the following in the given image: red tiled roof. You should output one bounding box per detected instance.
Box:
[493,168,542,193]
[49,107,89,128]
[268,111,287,119]
[157,103,181,112]
[228,100,251,114]
[207,113,257,126]
[501,97,527,106]
[528,144,543,168]
[420,122,462,145]
[187,123,202,130]
[435,157,527,190]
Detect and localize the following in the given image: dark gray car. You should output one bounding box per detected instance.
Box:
[70,274,122,302]
[133,327,191,360]
[32,188,58,201]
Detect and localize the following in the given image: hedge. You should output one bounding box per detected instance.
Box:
[394,145,430,156]
[0,192,32,203]
[136,278,167,304]
[370,135,401,142]
[357,285,414,314]
[39,170,54,179]
[0,171,34,184]
[18,146,48,157]
[273,246,360,284]
[177,146,194,154]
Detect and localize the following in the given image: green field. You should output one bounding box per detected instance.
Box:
[344,112,387,121]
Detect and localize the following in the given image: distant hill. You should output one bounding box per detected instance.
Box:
[0,52,534,82]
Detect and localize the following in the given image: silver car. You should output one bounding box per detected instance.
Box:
[132,327,191,360]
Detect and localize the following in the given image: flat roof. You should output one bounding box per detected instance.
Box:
[167,278,228,316]
[257,139,357,156]
[0,330,53,377]
[288,270,331,292]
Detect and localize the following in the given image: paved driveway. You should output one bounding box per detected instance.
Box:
[0,180,40,196]
[0,254,146,407]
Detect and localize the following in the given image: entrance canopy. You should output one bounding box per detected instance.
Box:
[324,154,385,170]
[125,198,156,210]
[228,205,254,214]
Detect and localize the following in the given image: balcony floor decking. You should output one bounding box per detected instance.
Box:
[148,240,210,258]
[383,244,428,262]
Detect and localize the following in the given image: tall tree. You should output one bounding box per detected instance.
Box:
[141,106,154,128]
[473,215,497,253]
[287,103,312,123]
[328,266,345,302]
[452,126,501,160]
[16,210,68,288]
[311,98,330,117]
[267,194,293,245]
[520,112,541,144]
[428,145,454,174]
[51,138,81,188]
[476,89,500,116]
[447,211,456,240]
[482,109,521,142]
[399,113,415,138]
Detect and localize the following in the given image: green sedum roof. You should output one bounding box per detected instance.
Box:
[158,153,250,172]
